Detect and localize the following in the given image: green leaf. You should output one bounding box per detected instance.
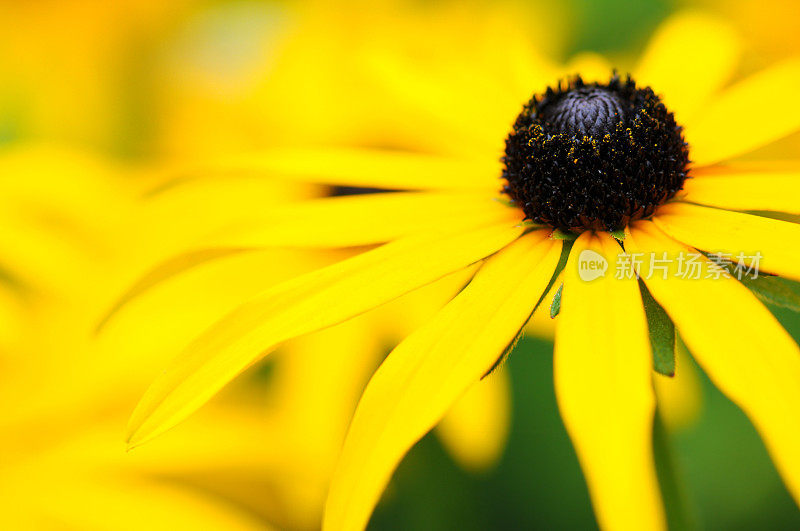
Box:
[639,280,675,376]
[517,220,546,230]
[713,257,800,312]
[610,229,626,242]
[535,239,572,311]
[739,275,800,312]
[542,242,571,321]
[550,283,563,318]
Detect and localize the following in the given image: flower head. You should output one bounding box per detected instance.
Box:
[503,74,689,231]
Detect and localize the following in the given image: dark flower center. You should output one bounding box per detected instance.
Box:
[539,86,628,137]
[502,74,689,232]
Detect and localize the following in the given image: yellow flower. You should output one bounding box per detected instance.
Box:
[122,10,800,531]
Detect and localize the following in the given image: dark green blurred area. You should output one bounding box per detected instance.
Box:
[563,0,674,58]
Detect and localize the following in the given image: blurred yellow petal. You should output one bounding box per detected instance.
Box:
[555,232,664,531]
[203,191,517,249]
[686,58,800,165]
[362,46,513,158]
[635,11,740,121]
[436,368,511,473]
[563,52,613,84]
[324,231,561,531]
[0,146,136,296]
[101,192,515,329]
[357,3,558,159]
[493,15,560,101]
[0,478,269,531]
[653,344,703,432]
[180,148,500,190]
[127,221,524,447]
[680,164,800,214]
[627,221,800,504]
[654,202,800,281]
[0,403,278,529]
[0,283,24,354]
[97,248,247,332]
[137,173,319,254]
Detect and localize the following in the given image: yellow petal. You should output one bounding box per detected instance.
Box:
[635,11,740,121]
[126,221,524,447]
[436,368,511,472]
[324,232,562,531]
[679,164,800,214]
[362,45,514,158]
[137,173,318,252]
[2,478,269,531]
[172,148,500,191]
[686,58,800,166]
[653,202,800,281]
[205,191,519,249]
[100,193,517,330]
[653,344,703,432]
[555,232,665,531]
[97,248,246,332]
[626,221,800,504]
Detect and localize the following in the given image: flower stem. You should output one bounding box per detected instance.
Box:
[653,407,699,531]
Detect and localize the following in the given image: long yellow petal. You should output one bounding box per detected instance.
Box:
[436,368,511,472]
[653,202,800,281]
[100,193,516,330]
[126,221,524,447]
[97,248,246,332]
[323,232,562,531]
[136,174,317,254]
[555,232,664,531]
[635,11,740,121]
[204,191,519,249]
[626,221,800,504]
[686,58,800,166]
[170,148,500,191]
[679,164,800,214]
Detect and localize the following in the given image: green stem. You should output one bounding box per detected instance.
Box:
[653,408,699,531]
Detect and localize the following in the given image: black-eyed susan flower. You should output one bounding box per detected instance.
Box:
[122,10,800,531]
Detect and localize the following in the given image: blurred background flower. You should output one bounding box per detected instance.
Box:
[0,0,798,529]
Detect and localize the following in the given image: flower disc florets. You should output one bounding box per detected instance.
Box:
[502,74,690,232]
